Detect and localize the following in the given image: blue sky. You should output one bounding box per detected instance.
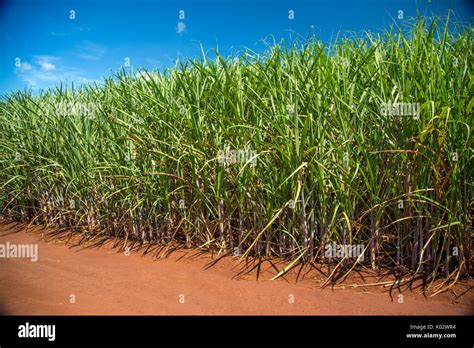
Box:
[0,0,472,94]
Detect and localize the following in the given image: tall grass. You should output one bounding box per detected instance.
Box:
[1,16,472,287]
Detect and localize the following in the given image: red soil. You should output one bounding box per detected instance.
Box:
[0,222,472,315]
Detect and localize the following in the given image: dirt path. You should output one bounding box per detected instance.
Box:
[0,222,472,315]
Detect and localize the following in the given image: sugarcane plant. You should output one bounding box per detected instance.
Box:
[0,15,472,293]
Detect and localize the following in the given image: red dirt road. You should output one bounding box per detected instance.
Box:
[0,222,472,315]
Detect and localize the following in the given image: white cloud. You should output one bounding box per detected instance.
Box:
[14,56,95,89]
[35,56,58,71]
[39,61,55,71]
[19,62,32,71]
[176,21,186,34]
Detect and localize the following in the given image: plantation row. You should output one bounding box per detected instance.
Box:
[0,17,472,283]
